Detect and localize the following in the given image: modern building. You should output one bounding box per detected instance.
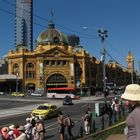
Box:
[15,0,33,51]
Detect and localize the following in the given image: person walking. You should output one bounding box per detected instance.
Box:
[57,111,65,140]
[83,111,90,135]
[64,114,74,140]
[121,84,140,140]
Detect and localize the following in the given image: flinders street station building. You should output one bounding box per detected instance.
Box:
[0,21,138,93]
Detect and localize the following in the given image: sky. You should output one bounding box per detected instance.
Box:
[0,0,140,72]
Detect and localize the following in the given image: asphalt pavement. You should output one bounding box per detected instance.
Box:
[0,95,105,119]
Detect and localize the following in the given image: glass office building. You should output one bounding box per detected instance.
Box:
[15,0,33,51]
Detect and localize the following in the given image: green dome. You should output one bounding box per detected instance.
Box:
[36,22,69,45]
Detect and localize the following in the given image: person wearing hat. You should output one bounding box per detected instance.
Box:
[24,118,32,140]
[8,124,15,140]
[1,127,10,139]
[15,125,27,140]
[121,84,140,140]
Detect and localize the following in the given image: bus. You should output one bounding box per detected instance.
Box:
[46,87,76,99]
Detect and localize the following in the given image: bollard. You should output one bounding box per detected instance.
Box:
[102,115,104,130]
[92,111,97,133]
[78,126,83,138]
[92,119,96,132]
[122,107,125,116]
[114,111,117,122]
[119,108,121,119]
[109,114,112,126]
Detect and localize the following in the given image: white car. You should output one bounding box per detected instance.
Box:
[0,92,5,95]
[31,92,44,97]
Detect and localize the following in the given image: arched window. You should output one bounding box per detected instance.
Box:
[13,63,19,75]
[47,74,67,83]
[26,63,34,68]
[26,63,35,79]
[53,36,59,44]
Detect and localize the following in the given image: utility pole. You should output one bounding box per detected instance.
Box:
[98,29,108,94]
[16,70,19,92]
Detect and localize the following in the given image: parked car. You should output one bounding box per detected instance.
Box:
[63,95,73,105]
[31,92,44,97]
[31,103,59,119]
[11,92,25,97]
[0,92,5,95]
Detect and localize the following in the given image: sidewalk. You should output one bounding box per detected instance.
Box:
[106,134,126,140]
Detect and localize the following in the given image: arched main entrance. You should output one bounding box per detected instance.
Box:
[46,74,68,89]
[26,83,35,93]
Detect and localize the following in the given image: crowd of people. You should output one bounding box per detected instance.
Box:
[0,116,45,140]
[2,84,139,140]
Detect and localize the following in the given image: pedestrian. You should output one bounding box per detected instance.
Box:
[121,84,140,140]
[57,111,65,140]
[1,127,10,140]
[32,119,45,140]
[24,117,32,140]
[64,114,74,140]
[8,124,16,140]
[13,124,21,139]
[83,111,90,135]
[15,125,27,140]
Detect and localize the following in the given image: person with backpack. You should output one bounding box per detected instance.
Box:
[64,114,74,140]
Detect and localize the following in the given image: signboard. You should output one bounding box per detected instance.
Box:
[70,63,74,76]
[95,103,100,116]
[76,80,80,87]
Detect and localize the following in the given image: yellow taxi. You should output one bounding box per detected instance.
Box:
[31,103,59,119]
[11,92,25,97]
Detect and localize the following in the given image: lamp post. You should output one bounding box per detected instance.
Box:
[98,29,108,94]
[16,71,19,92]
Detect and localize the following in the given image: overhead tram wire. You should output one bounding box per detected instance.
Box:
[105,47,128,69]
[2,0,98,40]
[104,40,128,69]
[0,7,48,30]
[2,0,129,69]
[0,6,98,43]
[1,3,128,71]
[105,40,126,60]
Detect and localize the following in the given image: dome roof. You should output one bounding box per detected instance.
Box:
[36,21,69,45]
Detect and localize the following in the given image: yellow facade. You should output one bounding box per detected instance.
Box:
[8,40,91,92]
[7,21,136,93]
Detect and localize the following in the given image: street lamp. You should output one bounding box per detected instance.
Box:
[16,71,19,92]
[98,29,108,94]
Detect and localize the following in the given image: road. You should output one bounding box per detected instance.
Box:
[0,95,114,139]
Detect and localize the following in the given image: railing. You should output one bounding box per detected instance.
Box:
[78,121,125,140]
[77,104,128,140]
